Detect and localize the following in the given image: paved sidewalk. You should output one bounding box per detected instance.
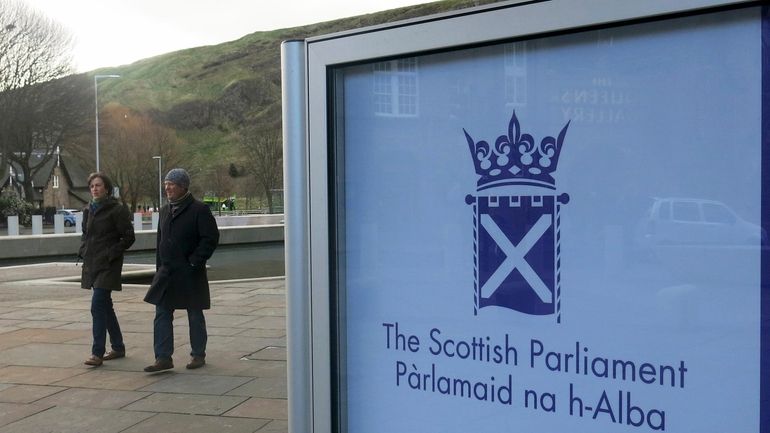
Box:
[0,263,287,433]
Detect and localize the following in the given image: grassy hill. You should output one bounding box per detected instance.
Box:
[88,0,502,175]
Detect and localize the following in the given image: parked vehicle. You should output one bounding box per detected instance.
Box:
[56,209,80,227]
[634,197,765,250]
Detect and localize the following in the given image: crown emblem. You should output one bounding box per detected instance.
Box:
[465,110,570,190]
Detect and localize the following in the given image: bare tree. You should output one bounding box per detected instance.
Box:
[0,0,83,201]
[99,104,181,211]
[0,0,73,90]
[240,127,282,213]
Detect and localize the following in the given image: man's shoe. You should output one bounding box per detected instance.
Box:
[186,356,206,369]
[103,350,125,361]
[84,355,103,366]
[143,358,173,372]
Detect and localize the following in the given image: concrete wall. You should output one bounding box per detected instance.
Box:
[0,224,284,260]
[214,214,284,227]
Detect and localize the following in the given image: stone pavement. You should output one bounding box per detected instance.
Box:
[0,263,287,433]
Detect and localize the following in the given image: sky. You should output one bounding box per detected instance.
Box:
[24,0,429,72]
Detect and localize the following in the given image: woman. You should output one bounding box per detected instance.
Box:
[79,172,135,366]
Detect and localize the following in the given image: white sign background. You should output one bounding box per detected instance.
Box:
[337,7,762,433]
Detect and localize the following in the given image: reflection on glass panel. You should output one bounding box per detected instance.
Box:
[672,201,700,222]
[702,202,736,224]
[504,42,527,106]
[659,200,671,220]
[373,73,392,114]
[372,58,419,117]
[397,57,417,72]
[398,75,417,115]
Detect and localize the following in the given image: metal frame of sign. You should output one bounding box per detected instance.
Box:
[281,0,765,432]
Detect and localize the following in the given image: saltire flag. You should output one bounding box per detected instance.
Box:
[473,194,562,321]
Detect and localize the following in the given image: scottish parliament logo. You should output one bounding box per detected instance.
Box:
[465,111,571,322]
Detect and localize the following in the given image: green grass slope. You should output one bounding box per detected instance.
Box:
[90,0,503,172]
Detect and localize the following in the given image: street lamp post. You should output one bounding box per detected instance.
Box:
[94,74,121,172]
[152,156,162,210]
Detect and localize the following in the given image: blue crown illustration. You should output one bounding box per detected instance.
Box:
[465,110,570,190]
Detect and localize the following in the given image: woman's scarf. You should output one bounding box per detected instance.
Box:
[89,196,107,214]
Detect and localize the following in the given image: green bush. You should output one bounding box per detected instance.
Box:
[0,194,32,226]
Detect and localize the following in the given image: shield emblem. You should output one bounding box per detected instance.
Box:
[464,110,570,322]
[472,194,562,320]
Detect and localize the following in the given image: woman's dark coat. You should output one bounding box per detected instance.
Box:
[144,194,219,310]
[79,197,135,290]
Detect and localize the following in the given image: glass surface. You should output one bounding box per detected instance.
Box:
[334,6,762,433]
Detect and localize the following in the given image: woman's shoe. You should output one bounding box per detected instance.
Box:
[84,355,103,366]
[103,350,125,361]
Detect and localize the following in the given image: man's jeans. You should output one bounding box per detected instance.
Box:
[153,305,207,360]
[91,288,125,357]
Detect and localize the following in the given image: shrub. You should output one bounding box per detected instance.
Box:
[0,193,33,226]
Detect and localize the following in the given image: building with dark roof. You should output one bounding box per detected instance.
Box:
[1,150,91,210]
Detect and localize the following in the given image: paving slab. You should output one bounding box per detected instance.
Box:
[176,354,284,378]
[204,314,257,328]
[245,346,286,361]
[227,377,287,399]
[0,405,153,433]
[251,307,286,317]
[34,388,151,409]
[0,402,53,428]
[211,306,261,315]
[0,385,66,404]
[206,336,285,353]
[0,329,84,344]
[211,293,255,301]
[124,392,248,415]
[53,369,168,391]
[0,319,26,326]
[0,308,78,322]
[235,328,286,339]
[257,420,289,432]
[0,366,86,385]
[139,373,252,395]
[14,320,74,329]
[50,322,90,331]
[235,360,287,378]
[224,397,288,420]
[0,343,86,368]
[239,317,286,330]
[122,412,269,433]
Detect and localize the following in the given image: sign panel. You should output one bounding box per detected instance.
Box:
[331,5,767,433]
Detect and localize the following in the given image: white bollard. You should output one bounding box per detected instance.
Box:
[75,212,83,233]
[133,212,143,232]
[151,212,160,230]
[32,215,43,235]
[7,215,19,236]
[54,214,65,234]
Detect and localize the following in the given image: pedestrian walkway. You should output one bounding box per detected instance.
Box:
[0,263,287,433]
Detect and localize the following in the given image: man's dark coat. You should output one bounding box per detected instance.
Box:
[79,197,135,290]
[144,193,219,310]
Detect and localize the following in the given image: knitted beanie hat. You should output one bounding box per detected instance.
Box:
[164,168,190,190]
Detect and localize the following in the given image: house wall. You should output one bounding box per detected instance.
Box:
[41,166,74,209]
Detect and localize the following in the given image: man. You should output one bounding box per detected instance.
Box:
[143,168,219,372]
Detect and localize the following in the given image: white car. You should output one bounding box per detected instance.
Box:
[634,197,765,249]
